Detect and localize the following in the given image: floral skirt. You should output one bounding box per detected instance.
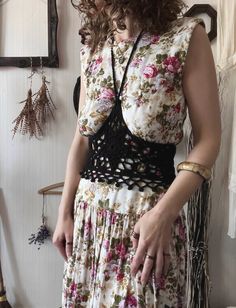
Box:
[61,178,187,308]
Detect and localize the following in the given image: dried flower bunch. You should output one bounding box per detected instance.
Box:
[12,58,56,139]
[12,88,43,138]
[33,75,56,126]
[28,195,51,250]
[28,221,51,250]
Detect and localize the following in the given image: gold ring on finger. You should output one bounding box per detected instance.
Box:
[145,253,155,260]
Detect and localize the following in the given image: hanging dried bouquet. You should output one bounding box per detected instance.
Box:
[12,58,56,139]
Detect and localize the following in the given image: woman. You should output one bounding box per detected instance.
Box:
[53,0,221,307]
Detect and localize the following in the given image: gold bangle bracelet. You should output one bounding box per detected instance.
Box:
[0,295,7,302]
[176,161,211,181]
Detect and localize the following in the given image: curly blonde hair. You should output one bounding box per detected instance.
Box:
[71,0,187,54]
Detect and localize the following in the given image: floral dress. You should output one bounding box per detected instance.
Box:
[62,16,205,308]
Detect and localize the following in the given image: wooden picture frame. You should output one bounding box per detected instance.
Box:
[184,4,217,42]
[0,0,59,68]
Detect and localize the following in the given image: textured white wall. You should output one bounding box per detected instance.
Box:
[0,0,48,57]
[0,1,81,307]
[0,0,235,307]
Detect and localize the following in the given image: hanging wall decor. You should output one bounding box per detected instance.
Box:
[28,183,64,249]
[0,0,59,68]
[33,57,56,127]
[28,193,51,250]
[12,57,56,139]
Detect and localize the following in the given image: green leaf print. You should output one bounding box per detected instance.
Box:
[98,68,104,75]
[110,294,123,307]
[156,53,167,64]
[138,294,146,308]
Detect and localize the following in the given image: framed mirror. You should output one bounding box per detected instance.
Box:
[0,0,59,68]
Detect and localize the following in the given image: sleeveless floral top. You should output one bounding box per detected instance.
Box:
[78,16,205,145]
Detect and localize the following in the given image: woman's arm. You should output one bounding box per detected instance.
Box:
[58,72,88,217]
[153,23,221,220]
[53,70,88,261]
[130,23,221,285]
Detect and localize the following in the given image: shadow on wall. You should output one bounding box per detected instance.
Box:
[0,188,31,308]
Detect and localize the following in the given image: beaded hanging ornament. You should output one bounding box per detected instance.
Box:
[28,193,51,250]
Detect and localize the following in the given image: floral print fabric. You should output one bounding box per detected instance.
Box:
[78,16,205,145]
[62,16,205,307]
[62,179,187,308]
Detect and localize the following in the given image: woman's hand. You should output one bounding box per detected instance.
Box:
[130,206,176,286]
[52,211,74,262]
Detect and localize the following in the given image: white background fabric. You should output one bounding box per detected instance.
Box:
[217,0,236,238]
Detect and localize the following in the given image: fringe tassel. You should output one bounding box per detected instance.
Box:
[184,64,228,307]
[185,125,213,308]
[185,131,213,307]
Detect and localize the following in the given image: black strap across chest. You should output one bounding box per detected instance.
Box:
[79,31,176,192]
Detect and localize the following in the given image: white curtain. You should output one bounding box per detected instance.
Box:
[217,0,236,238]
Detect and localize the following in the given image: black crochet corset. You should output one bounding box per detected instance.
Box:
[79,30,176,192]
[79,101,176,192]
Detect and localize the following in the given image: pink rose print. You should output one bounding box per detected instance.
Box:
[155,275,166,290]
[111,213,117,224]
[103,239,110,251]
[175,131,183,140]
[88,56,103,74]
[116,269,125,282]
[151,34,160,44]
[135,97,145,107]
[80,201,88,209]
[125,294,138,307]
[85,218,92,235]
[143,64,159,78]
[163,56,181,74]
[115,242,127,260]
[79,125,87,133]
[160,79,174,93]
[99,88,115,100]
[130,58,142,68]
[173,102,181,113]
[70,282,78,297]
[106,250,113,262]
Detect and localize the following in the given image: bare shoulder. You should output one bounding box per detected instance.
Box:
[182,19,221,147]
[183,22,214,79]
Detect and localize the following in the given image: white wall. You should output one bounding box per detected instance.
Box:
[0,0,235,307]
[0,1,81,307]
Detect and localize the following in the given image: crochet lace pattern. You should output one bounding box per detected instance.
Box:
[80,30,176,192]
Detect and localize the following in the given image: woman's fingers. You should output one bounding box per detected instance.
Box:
[163,253,171,276]
[140,248,156,285]
[130,237,147,277]
[131,230,139,250]
[53,236,67,261]
[154,249,164,279]
[65,234,73,259]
